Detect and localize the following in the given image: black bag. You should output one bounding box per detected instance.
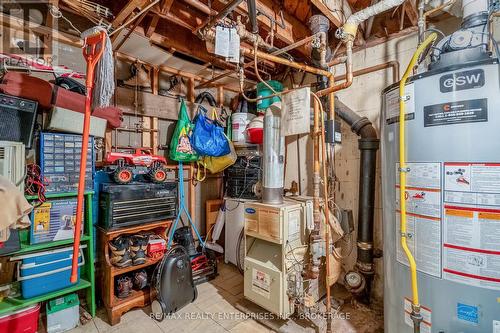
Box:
[151,245,197,320]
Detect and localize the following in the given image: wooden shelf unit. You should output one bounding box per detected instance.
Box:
[97,220,171,325]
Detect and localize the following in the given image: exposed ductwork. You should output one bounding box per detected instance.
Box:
[334,97,379,299]
[336,0,406,40]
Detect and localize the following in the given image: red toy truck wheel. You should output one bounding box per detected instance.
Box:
[114,167,133,184]
[149,166,168,183]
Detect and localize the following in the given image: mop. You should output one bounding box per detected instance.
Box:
[168,162,205,249]
[204,206,225,253]
[70,27,114,283]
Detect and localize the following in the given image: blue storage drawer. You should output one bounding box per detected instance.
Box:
[13,246,86,299]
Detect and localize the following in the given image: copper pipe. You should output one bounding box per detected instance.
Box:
[418,0,457,42]
[328,76,335,119]
[333,60,400,85]
[241,47,332,78]
[316,41,353,97]
[271,34,317,56]
[317,93,332,333]
[182,0,217,15]
[328,55,347,67]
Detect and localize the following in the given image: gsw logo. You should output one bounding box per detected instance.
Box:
[439,69,484,93]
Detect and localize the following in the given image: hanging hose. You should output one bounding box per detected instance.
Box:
[399,32,437,332]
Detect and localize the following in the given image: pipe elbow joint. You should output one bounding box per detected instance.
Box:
[336,23,358,42]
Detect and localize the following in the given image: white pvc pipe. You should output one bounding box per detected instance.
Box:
[462,0,489,18]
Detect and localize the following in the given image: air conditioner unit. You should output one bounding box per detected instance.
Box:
[0,141,25,192]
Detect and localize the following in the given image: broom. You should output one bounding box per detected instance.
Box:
[70,26,114,283]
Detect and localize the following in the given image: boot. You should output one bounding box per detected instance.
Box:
[130,235,148,265]
[133,270,148,290]
[116,276,133,298]
[109,236,132,268]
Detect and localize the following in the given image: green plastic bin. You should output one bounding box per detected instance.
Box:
[256,80,283,110]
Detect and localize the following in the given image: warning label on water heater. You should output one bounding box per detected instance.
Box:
[423,98,488,127]
[443,163,500,290]
[395,162,442,278]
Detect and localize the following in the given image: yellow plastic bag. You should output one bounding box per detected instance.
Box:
[200,136,236,174]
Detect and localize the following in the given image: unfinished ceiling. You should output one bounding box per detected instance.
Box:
[54,0,451,70]
[1,0,451,86]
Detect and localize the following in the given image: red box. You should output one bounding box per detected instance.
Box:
[0,303,40,333]
[147,239,166,259]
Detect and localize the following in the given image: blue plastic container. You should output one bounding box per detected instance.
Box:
[14,246,85,299]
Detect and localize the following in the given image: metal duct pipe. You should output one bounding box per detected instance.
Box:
[247,0,259,34]
[337,0,406,39]
[262,104,284,204]
[334,97,379,298]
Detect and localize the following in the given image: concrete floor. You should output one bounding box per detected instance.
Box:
[62,262,382,333]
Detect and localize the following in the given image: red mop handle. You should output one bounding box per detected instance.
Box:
[70,31,106,283]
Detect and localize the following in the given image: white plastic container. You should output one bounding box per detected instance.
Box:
[46,293,79,333]
[231,112,255,144]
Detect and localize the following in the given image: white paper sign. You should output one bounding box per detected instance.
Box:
[227,28,240,63]
[281,87,311,136]
[215,26,230,57]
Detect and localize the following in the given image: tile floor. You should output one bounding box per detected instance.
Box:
[68,262,271,333]
[62,262,382,333]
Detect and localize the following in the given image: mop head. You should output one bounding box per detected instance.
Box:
[81,26,115,109]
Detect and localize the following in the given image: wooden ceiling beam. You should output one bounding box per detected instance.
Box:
[213,0,311,58]
[111,0,148,29]
[145,15,160,37]
[310,0,344,27]
[135,25,259,80]
[152,2,204,31]
[160,0,174,14]
[404,0,419,26]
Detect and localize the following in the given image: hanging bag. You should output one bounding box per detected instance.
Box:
[190,107,230,157]
[169,99,199,162]
[199,134,237,174]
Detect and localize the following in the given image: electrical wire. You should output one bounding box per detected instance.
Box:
[25,164,46,206]
[48,4,82,35]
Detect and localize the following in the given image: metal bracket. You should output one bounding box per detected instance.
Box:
[400,95,410,102]
[398,167,411,173]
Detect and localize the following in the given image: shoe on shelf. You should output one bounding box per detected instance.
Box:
[133,270,148,290]
[130,234,149,266]
[109,236,132,268]
[116,276,133,298]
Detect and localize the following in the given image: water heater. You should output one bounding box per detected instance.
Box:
[381,56,500,332]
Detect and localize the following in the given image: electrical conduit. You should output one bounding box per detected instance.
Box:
[399,32,437,332]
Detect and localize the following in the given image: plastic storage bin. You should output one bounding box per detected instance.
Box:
[13,245,85,299]
[47,293,80,333]
[0,304,40,333]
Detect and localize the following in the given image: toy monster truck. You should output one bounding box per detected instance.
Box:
[105,148,170,184]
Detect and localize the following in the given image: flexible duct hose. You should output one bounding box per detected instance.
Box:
[399,32,437,331]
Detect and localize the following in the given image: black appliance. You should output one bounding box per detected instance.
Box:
[225,155,261,199]
[173,226,218,284]
[0,93,37,148]
[99,182,177,230]
[173,226,197,257]
[151,245,197,320]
